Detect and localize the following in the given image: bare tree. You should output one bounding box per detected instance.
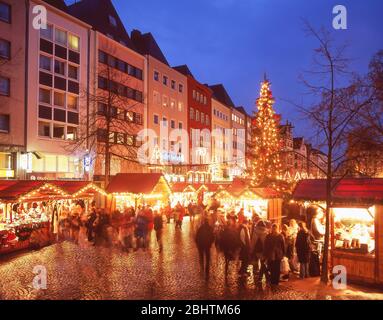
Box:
[294,22,374,283]
[65,48,144,186]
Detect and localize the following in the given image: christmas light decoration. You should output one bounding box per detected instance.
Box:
[248,76,282,187]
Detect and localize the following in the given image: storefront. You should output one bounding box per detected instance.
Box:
[107,173,172,212]
[292,178,383,286]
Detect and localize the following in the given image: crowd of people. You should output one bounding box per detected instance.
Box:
[55,198,323,287]
[56,201,197,252]
[195,208,323,285]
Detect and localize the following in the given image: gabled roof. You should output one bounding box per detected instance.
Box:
[106,173,169,194]
[131,30,169,66]
[173,65,194,78]
[292,178,383,203]
[68,0,136,50]
[208,84,235,108]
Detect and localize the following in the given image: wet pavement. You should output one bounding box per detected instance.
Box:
[0,218,381,300]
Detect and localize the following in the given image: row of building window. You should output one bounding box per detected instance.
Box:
[97,129,142,147]
[213,109,229,121]
[192,90,208,105]
[153,71,184,93]
[190,108,210,126]
[40,54,79,81]
[38,121,77,141]
[232,113,245,126]
[97,103,143,125]
[41,24,80,52]
[153,115,183,130]
[98,76,143,103]
[99,50,143,80]
[39,87,79,111]
[153,91,184,111]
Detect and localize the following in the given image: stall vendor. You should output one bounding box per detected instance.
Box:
[311,209,325,241]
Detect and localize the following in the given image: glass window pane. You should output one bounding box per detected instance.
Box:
[38,121,51,137]
[67,126,77,140]
[0,77,10,96]
[45,155,57,172]
[41,24,53,40]
[0,3,11,23]
[55,29,67,46]
[39,88,51,104]
[54,60,65,75]
[0,115,10,132]
[53,124,65,139]
[54,92,65,107]
[67,95,78,110]
[68,34,79,51]
[57,155,69,172]
[39,55,52,72]
[68,65,78,80]
[0,39,10,59]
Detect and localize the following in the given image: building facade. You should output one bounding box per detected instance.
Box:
[209,84,234,181]
[173,65,212,167]
[131,30,188,180]
[69,0,145,183]
[230,106,246,179]
[25,0,91,180]
[0,0,27,179]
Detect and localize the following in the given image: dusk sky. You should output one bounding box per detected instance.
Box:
[112,0,382,140]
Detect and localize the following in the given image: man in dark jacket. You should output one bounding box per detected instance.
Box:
[195,218,215,279]
[153,211,163,252]
[263,224,285,285]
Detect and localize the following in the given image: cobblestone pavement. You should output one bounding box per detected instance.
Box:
[0,218,381,300]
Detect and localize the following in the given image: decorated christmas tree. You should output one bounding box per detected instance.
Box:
[248,75,282,186]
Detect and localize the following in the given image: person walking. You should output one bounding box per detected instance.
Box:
[263,224,285,285]
[219,217,240,275]
[153,211,164,252]
[238,219,251,276]
[195,218,215,280]
[135,210,148,251]
[250,220,269,282]
[295,222,312,279]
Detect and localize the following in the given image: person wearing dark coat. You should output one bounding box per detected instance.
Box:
[263,224,285,285]
[195,218,215,279]
[295,222,312,279]
[219,218,241,275]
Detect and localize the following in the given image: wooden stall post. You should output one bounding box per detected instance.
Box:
[376,205,383,284]
[268,198,283,226]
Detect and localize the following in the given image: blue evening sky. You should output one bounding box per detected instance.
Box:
[113,0,382,139]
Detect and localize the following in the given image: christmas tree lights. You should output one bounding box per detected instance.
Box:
[248,76,282,187]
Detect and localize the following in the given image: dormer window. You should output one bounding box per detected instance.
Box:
[109,15,117,27]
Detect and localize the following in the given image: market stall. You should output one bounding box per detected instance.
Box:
[0,180,108,255]
[54,181,107,210]
[213,179,283,222]
[0,181,71,255]
[170,183,198,207]
[292,178,383,286]
[107,173,172,211]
